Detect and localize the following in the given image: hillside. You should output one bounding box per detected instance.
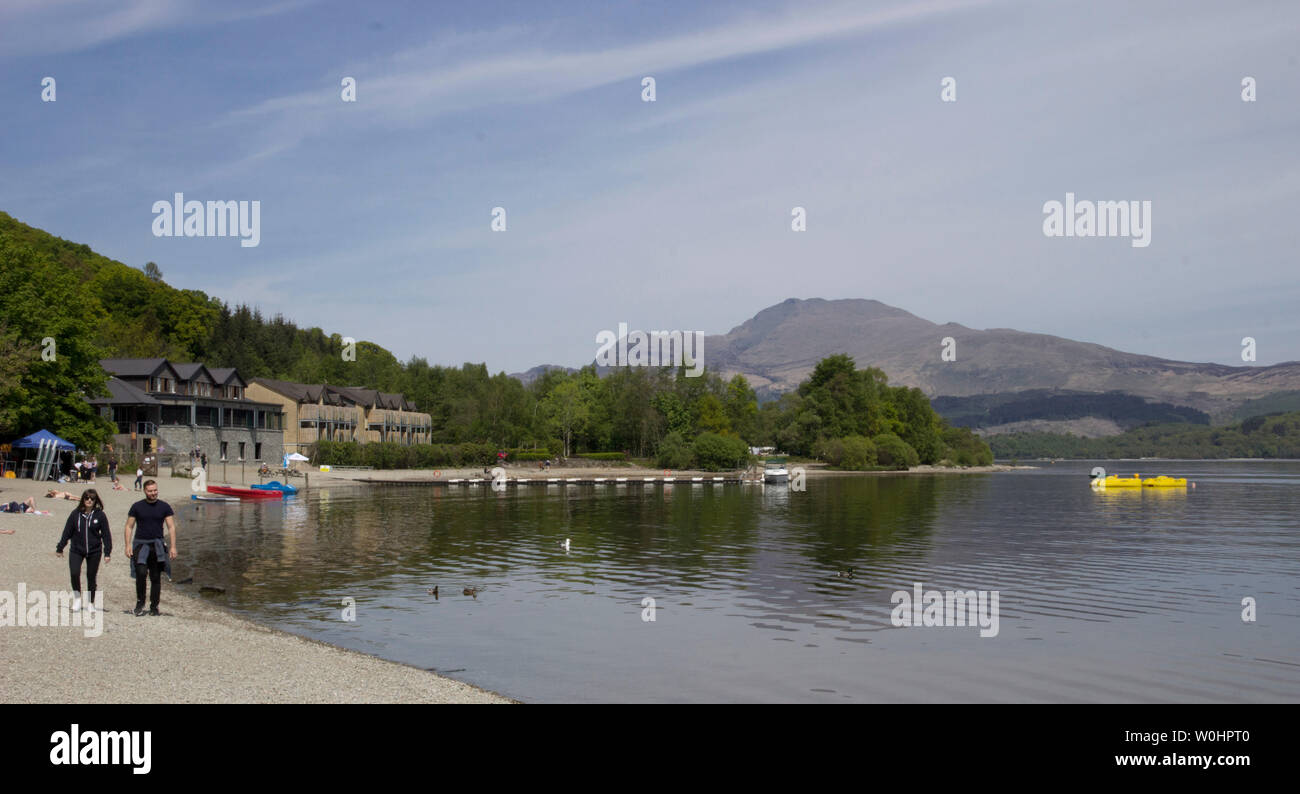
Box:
[703,298,1300,421]
[988,411,1300,459]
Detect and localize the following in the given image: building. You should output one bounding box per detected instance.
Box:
[91,358,285,464]
[248,378,432,455]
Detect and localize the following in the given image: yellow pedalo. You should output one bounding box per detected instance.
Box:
[1091,472,1190,489]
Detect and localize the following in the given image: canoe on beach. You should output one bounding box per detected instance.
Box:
[250,481,298,494]
[207,485,284,499]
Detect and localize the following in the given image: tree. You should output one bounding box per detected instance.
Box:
[872,433,919,470]
[656,431,693,469]
[143,262,163,282]
[541,379,589,457]
[691,432,748,471]
[0,238,113,448]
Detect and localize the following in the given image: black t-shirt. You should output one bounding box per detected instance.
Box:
[128,499,173,540]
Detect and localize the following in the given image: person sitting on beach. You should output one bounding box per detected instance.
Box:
[1,497,38,513]
[46,489,78,500]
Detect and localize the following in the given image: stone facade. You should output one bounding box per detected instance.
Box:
[155,425,283,466]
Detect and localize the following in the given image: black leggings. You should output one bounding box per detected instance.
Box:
[69,550,102,600]
[135,557,165,608]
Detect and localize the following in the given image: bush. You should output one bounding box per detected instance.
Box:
[942,426,994,466]
[812,437,845,466]
[577,452,627,461]
[510,451,551,462]
[839,435,877,470]
[692,432,749,471]
[872,433,919,470]
[656,431,693,469]
[813,435,875,470]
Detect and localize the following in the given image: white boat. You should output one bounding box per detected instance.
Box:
[763,459,789,483]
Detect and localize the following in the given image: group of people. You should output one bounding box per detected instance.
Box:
[66,456,117,483]
[50,482,178,616]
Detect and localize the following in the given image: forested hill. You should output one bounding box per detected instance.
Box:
[987,411,1300,459]
[0,210,402,389]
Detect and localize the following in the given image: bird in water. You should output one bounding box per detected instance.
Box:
[559,538,570,551]
[427,586,439,598]
[835,568,855,579]
[463,587,479,598]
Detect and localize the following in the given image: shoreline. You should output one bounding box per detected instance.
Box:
[0,460,1020,703]
[307,461,1029,486]
[0,474,512,703]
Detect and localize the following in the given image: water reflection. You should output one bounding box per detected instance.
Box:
[176,464,1300,702]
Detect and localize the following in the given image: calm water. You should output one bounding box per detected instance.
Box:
[176,462,1300,702]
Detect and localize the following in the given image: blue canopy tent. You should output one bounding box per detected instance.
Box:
[11,429,76,450]
[8,430,76,480]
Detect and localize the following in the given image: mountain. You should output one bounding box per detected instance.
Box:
[509,364,577,384]
[700,298,1300,424]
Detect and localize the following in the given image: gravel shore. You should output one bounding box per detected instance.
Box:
[0,475,511,703]
[1,459,1015,703]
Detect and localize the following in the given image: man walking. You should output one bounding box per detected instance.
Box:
[123,480,177,616]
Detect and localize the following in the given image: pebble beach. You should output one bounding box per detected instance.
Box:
[0,474,511,704]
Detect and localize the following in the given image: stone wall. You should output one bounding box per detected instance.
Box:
[155,426,284,466]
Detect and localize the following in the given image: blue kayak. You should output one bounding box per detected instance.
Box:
[250,481,299,494]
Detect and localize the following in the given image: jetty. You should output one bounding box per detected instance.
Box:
[356,476,753,486]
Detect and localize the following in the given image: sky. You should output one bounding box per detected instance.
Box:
[2,0,1298,373]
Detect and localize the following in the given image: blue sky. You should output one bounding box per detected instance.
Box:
[3,0,1299,373]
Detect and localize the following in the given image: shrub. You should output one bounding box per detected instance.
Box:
[941,426,994,466]
[511,451,551,462]
[577,452,627,461]
[872,433,919,470]
[812,437,845,466]
[656,431,694,469]
[692,432,749,471]
[839,435,877,470]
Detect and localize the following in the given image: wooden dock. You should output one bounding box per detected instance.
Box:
[356,476,755,486]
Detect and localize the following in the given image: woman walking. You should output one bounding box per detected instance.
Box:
[55,488,112,613]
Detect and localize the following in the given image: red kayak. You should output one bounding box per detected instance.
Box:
[207,485,284,499]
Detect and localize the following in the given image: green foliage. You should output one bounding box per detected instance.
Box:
[932,390,1209,429]
[576,452,627,461]
[0,236,114,448]
[872,433,919,470]
[987,412,1300,459]
[839,435,878,470]
[691,432,749,471]
[655,431,694,469]
[942,425,994,466]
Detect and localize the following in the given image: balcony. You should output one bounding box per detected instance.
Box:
[300,404,358,424]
